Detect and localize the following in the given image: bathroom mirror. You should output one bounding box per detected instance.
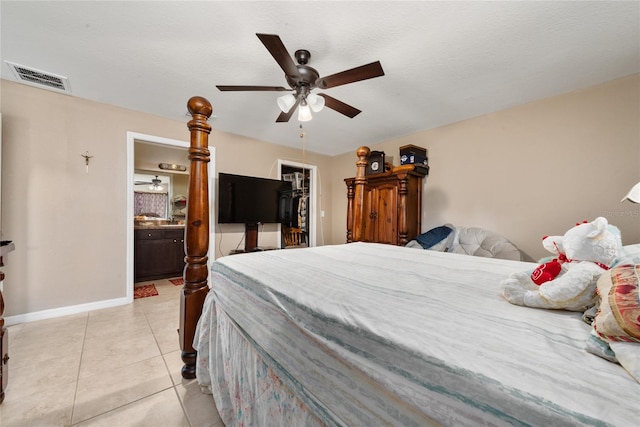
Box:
[133,170,189,221]
[134,172,171,219]
[134,140,190,224]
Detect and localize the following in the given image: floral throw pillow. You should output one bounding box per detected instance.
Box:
[593,264,640,342]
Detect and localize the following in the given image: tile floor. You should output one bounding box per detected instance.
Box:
[1,278,224,427]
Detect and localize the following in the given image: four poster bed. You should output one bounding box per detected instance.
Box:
[179,97,638,426]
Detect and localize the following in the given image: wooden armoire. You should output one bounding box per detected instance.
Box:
[345,146,428,246]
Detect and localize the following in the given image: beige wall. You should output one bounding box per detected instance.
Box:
[0,79,332,318]
[331,74,640,261]
[2,74,638,319]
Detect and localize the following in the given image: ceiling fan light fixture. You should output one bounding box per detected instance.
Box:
[147,175,164,191]
[298,102,312,122]
[217,34,384,123]
[307,93,325,112]
[277,93,296,112]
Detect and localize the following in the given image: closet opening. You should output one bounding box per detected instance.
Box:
[277,160,317,249]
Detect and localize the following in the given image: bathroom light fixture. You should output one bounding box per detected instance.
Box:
[621,182,640,203]
[159,163,187,172]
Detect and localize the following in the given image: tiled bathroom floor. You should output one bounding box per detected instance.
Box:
[1,279,223,427]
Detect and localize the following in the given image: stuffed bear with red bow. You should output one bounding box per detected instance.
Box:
[501,217,622,311]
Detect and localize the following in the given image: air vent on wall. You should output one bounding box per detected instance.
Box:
[5,61,71,94]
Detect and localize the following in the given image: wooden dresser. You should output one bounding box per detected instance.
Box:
[345,146,428,246]
[0,240,15,404]
[0,270,5,404]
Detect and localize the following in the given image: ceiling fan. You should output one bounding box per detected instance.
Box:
[135,175,164,191]
[216,33,385,122]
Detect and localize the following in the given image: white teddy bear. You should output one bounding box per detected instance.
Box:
[501,217,622,311]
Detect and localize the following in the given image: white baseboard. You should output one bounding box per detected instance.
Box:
[4,296,132,326]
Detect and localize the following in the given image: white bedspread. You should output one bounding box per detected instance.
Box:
[194,242,638,426]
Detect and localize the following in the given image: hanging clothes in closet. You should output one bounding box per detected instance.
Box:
[279,189,309,232]
[297,194,309,232]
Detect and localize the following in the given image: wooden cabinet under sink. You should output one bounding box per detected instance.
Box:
[134,228,185,282]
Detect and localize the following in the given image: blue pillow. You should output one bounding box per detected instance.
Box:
[416,225,454,250]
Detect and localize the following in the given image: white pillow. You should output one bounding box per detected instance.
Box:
[615,244,640,265]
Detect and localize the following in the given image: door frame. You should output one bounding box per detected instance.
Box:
[126,131,216,302]
[277,159,318,248]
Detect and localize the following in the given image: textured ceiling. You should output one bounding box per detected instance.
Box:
[1,1,638,156]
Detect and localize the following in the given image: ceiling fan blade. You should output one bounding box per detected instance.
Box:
[316,61,385,89]
[318,94,361,118]
[276,98,300,123]
[256,33,300,79]
[216,85,290,91]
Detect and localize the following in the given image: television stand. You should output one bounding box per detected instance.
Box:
[245,223,259,252]
[229,224,278,256]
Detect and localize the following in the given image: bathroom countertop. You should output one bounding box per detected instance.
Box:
[134,224,185,229]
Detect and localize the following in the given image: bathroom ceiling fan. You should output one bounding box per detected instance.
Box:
[134,175,161,186]
[134,175,164,191]
[216,33,385,122]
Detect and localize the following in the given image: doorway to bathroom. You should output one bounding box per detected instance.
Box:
[126,131,216,302]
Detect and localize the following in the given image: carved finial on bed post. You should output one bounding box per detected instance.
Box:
[352,146,370,242]
[180,96,212,379]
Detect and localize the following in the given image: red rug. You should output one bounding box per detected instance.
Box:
[134,284,158,299]
[169,278,184,286]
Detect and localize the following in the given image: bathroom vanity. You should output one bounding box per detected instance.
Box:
[134,225,185,282]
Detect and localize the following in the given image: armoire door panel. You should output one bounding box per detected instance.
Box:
[370,185,398,244]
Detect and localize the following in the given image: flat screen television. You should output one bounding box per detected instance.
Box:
[218,172,289,224]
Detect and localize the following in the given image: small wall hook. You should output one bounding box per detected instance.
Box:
[81,151,93,173]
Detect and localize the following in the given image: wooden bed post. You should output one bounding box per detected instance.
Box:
[345,182,354,242]
[396,172,410,245]
[351,146,370,242]
[179,96,212,379]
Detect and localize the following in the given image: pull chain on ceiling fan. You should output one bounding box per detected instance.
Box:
[216,33,385,122]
